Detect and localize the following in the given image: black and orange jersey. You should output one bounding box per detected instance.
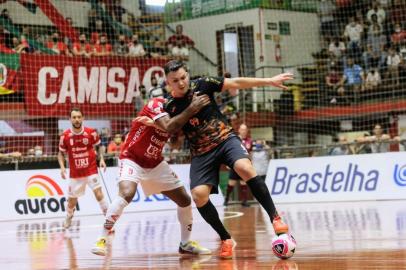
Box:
[164,77,236,156]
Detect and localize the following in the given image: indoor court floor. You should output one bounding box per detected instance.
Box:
[2,199,406,269]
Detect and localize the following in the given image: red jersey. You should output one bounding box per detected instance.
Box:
[120,98,170,168]
[59,127,100,178]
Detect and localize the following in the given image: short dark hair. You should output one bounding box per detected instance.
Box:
[70,107,83,117]
[164,60,187,75]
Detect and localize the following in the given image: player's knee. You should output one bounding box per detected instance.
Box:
[191,189,209,206]
[120,187,136,203]
[176,196,191,207]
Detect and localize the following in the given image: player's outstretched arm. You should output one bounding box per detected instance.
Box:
[222,72,294,91]
[154,92,210,133]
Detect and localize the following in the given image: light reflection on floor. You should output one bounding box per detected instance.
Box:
[1,200,406,269]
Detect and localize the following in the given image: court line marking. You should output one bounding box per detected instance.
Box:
[223,211,244,220]
[0,211,245,236]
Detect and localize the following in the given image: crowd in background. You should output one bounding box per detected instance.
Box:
[318,0,406,104]
[0,5,193,62]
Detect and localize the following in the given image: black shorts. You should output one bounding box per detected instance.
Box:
[228,169,241,180]
[190,136,250,194]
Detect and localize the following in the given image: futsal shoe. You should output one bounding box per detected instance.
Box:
[63,214,73,229]
[91,237,108,256]
[219,238,236,259]
[179,240,212,255]
[241,201,250,207]
[272,215,289,235]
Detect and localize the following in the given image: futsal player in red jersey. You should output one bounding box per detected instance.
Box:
[91,93,212,256]
[58,108,109,229]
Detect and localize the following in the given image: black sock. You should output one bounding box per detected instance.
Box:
[246,176,278,221]
[197,200,231,240]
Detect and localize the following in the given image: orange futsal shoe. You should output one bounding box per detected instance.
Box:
[219,239,236,259]
[272,215,289,235]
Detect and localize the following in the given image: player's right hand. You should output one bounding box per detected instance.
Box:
[134,116,155,126]
[61,168,66,179]
[190,92,210,113]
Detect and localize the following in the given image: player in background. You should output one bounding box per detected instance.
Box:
[91,93,212,256]
[224,123,252,207]
[58,108,108,229]
[139,60,293,259]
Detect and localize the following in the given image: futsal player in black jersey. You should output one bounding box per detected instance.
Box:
[138,60,293,259]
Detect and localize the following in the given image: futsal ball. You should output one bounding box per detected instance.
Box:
[271,233,296,259]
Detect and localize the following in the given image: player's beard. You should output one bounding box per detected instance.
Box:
[72,122,82,129]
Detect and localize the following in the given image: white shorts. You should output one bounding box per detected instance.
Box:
[118,159,183,196]
[68,174,101,198]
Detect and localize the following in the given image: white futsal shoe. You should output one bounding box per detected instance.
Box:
[179,240,212,255]
[91,237,108,256]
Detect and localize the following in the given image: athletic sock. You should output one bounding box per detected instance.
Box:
[98,198,109,215]
[66,199,75,217]
[197,200,231,241]
[240,184,248,202]
[102,196,128,237]
[177,204,193,245]
[225,184,234,201]
[246,176,278,221]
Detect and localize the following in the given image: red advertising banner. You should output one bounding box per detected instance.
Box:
[21,54,166,117]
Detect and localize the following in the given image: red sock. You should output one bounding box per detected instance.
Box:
[240,185,248,202]
[226,184,234,199]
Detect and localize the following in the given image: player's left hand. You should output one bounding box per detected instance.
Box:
[269,73,294,90]
[99,159,107,172]
[134,116,155,126]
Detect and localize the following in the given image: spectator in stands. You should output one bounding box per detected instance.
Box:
[251,139,271,182]
[325,66,346,104]
[64,17,74,49]
[354,134,372,154]
[128,34,146,57]
[329,37,346,59]
[387,47,402,86]
[166,24,194,51]
[329,135,352,155]
[367,124,391,153]
[391,23,406,49]
[149,38,167,58]
[363,24,387,71]
[318,0,337,41]
[171,39,189,61]
[46,32,70,56]
[26,148,35,157]
[343,17,363,58]
[0,141,21,159]
[90,19,110,45]
[11,37,27,54]
[0,9,12,25]
[340,58,365,102]
[72,33,92,57]
[389,0,406,27]
[366,1,386,25]
[368,14,383,36]
[114,34,129,56]
[364,68,381,91]
[107,133,123,156]
[34,145,44,157]
[93,34,112,56]
[99,127,110,152]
